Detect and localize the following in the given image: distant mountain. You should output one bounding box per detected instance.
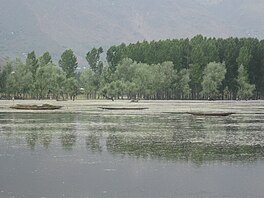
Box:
[1,0,264,63]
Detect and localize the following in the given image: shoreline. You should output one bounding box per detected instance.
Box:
[1,99,264,114]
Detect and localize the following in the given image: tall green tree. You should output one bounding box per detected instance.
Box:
[132,63,155,99]
[201,62,226,98]
[189,37,206,97]
[86,47,103,75]
[236,47,252,70]
[175,69,191,99]
[221,38,240,98]
[237,64,255,99]
[8,59,34,98]
[35,63,66,99]
[152,61,175,99]
[115,58,135,82]
[39,51,52,67]
[0,61,12,95]
[106,43,127,72]
[85,47,104,96]
[26,51,39,81]
[65,77,79,100]
[59,49,78,78]
[80,68,96,98]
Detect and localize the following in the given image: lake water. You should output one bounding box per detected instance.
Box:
[0,100,264,198]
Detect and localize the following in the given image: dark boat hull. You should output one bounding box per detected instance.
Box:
[10,104,63,110]
[99,107,148,110]
[187,112,234,116]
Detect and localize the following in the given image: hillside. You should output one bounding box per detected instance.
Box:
[1,0,264,62]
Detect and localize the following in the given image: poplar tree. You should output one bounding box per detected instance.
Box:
[201,62,226,99]
[59,49,78,78]
[237,64,255,99]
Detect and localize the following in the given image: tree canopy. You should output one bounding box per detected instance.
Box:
[59,49,78,78]
[1,35,264,100]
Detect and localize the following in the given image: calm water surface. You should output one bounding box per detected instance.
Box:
[0,101,264,198]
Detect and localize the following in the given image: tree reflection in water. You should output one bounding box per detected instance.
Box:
[86,134,102,153]
[1,111,264,163]
[60,129,77,151]
[107,133,264,164]
[105,113,264,164]
[40,132,52,149]
[24,127,53,150]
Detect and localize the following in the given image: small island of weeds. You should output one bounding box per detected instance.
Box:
[10,104,63,110]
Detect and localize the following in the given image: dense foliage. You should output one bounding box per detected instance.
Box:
[106,35,262,99]
[0,51,78,100]
[0,35,263,100]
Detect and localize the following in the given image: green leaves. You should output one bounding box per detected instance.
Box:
[26,51,39,81]
[1,35,263,100]
[59,49,78,78]
[86,47,103,75]
[176,69,191,98]
[237,64,255,99]
[80,68,95,96]
[39,51,52,66]
[35,63,66,99]
[201,62,226,98]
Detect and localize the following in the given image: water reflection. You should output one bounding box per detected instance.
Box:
[25,130,39,150]
[21,127,53,150]
[0,112,264,163]
[106,135,264,164]
[60,129,77,151]
[40,132,52,149]
[86,134,102,153]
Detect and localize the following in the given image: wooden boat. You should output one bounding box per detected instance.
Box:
[130,99,139,103]
[99,107,148,110]
[187,112,235,116]
[10,104,63,110]
[56,99,68,101]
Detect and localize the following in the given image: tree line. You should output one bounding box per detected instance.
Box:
[0,50,78,100]
[0,35,262,100]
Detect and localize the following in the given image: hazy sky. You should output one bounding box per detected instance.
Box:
[0,0,263,59]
